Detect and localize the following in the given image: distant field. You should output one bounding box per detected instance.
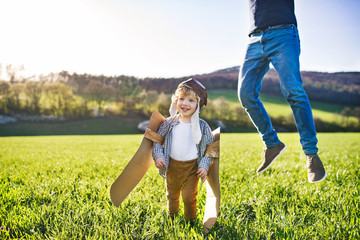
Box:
[208,89,358,123]
[0,89,357,136]
[0,115,146,136]
[1,133,359,239]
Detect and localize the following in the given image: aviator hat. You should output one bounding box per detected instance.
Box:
[177,78,208,108]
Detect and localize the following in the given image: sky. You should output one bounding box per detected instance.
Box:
[1,0,360,79]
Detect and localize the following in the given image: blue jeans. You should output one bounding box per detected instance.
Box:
[238,24,318,155]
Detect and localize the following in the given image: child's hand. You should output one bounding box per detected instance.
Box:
[197,167,208,178]
[155,157,166,169]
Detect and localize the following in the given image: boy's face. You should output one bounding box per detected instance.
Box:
[176,93,198,119]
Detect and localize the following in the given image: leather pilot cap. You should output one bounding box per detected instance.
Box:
[178,78,208,108]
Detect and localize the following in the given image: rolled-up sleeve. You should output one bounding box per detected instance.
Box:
[153,142,165,160]
[152,120,168,161]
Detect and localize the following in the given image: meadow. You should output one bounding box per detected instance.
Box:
[208,89,358,123]
[1,133,359,239]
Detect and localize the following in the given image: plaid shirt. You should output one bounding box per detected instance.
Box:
[152,115,214,179]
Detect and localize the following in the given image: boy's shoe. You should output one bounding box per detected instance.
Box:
[257,142,287,173]
[306,154,327,183]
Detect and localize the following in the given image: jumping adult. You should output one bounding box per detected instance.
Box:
[238,0,326,183]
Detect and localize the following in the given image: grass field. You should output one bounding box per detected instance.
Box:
[1,133,359,239]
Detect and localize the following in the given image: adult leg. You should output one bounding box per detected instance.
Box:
[268,26,326,182]
[239,35,287,173]
[268,26,318,155]
[238,36,280,148]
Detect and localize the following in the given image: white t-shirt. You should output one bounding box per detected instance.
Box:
[170,119,199,161]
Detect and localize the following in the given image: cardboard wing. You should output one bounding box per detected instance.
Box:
[203,127,220,234]
[110,110,165,207]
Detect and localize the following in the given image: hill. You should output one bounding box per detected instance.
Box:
[140,66,360,106]
[207,89,354,120]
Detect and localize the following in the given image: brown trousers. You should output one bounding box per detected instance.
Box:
[166,158,199,221]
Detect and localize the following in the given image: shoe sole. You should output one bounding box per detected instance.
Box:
[257,144,287,174]
[308,171,327,183]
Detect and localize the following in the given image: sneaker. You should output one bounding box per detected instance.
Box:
[306,154,327,183]
[257,142,286,173]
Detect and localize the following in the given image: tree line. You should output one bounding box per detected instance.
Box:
[1,68,359,132]
[0,81,89,119]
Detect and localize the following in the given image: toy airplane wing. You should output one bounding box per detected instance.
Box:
[202,127,221,234]
[110,110,165,207]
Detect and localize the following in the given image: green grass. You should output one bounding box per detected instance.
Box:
[1,133,359,239]
[208,89,358,123]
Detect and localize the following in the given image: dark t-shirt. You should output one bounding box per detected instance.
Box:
[248,0,297,35]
